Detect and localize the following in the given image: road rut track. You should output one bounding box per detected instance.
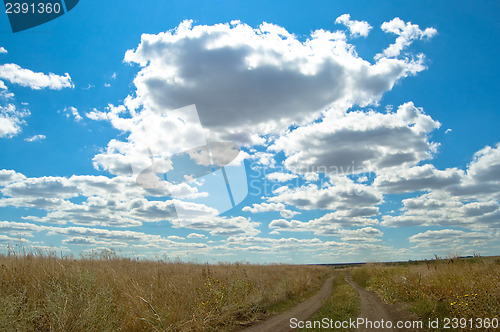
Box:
[345,274,421,331]
[240,271,420,331]
[241,274,335,332]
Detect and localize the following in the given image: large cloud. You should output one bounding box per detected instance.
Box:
[272,102,440,176]
[116,19,434,143]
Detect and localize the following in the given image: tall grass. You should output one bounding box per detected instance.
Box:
[351,257,500,327]
[0,248,330,331]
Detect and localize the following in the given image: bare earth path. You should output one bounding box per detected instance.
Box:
[345,275,420,331]
[242,274,335,332]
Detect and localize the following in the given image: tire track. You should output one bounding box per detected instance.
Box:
[242,274,335,332]
[345,275,420,331]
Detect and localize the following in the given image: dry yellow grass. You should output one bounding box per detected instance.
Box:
[351,256,500,329]
[0,249,330,331]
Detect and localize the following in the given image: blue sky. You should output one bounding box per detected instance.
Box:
[0,0,499,263]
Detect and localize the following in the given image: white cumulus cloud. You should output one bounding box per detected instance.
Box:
[242,202,300,219]
[0,63,73,90]
[335,14,372,38]
[62,106,82,122]
[187,233,206,239]
[0,104,29,138]
[265,172,298,182]
[117,19,433,144]
[24,134,46,142]
[272,102,441,176]
[377,17,437,59]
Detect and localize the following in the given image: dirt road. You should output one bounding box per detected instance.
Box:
[242,273,418,332]
[345,275,420,331]
[242,274,335,332]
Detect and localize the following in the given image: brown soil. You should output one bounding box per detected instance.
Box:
[239,273,420,332]
[240,274,335,332]
[345,275,421,331]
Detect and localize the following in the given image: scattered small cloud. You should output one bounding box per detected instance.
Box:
[24,134,46,142]
[0,63,73,90]
[167,235,185,240]
[357,176,368,183]
[62,106,83,122]
[376,17,437,59]
[409,229,492,248]
[187,233,206,239]
[0,104,29,138]
[0,80,14,99]
[243,202,300,219]
[335,14,372,38]
[0,47,7,54]
[265,172,298,182]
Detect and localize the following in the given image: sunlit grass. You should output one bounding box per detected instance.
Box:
[351,256,500,330]
[0,247,330,331]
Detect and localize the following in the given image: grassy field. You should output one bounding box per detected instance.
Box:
[351,256,500,329]
[3,248,498,331]
[0,249,330,331]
